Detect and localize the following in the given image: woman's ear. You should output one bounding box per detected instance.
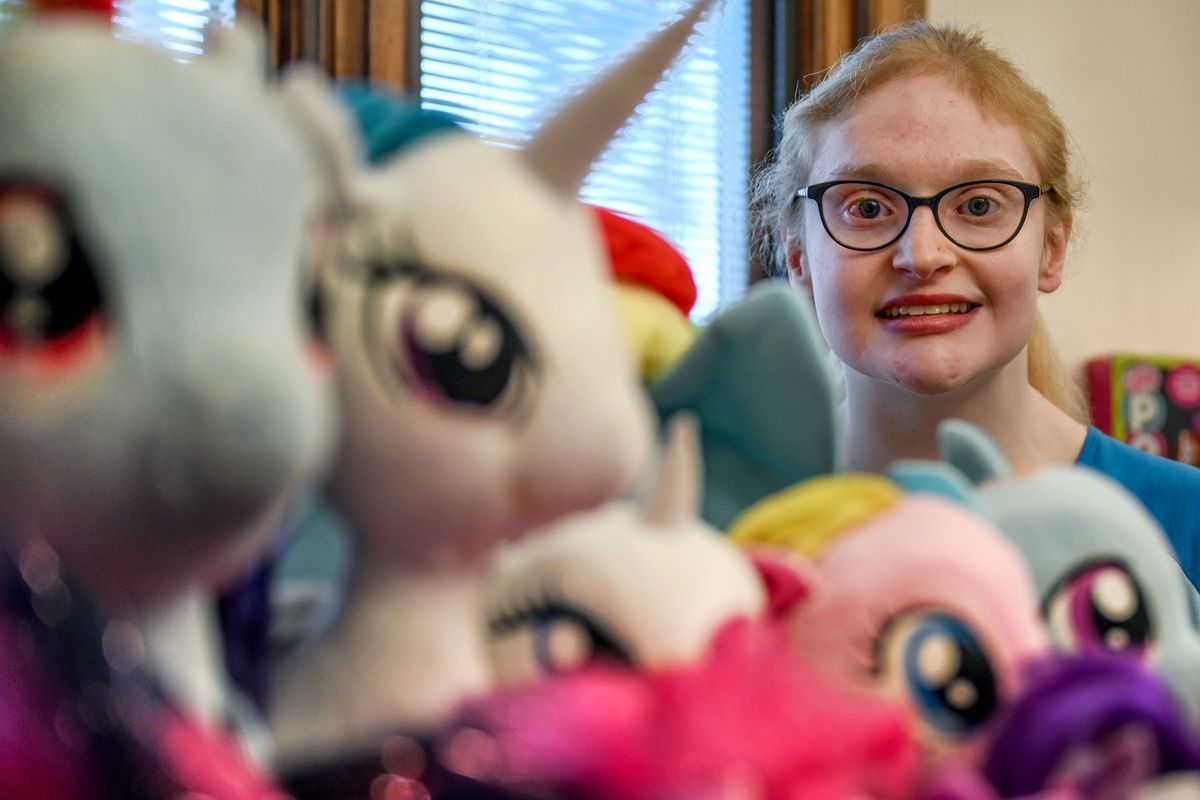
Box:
[783,232,812,290]
[1038,210,1072,294]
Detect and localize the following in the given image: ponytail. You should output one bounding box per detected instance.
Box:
[1027,311,1089,424]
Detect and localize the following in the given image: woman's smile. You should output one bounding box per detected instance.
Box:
[876,292,981,334]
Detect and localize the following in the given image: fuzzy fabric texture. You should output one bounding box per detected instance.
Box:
[450,618,920,800]
[592,206,696,315]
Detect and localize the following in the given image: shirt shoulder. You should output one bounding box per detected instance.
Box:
[1077,426,1200,495]
[1076,426,1200,580]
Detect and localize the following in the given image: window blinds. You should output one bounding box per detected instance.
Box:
[417,0,750,319]
[114,0,235,58]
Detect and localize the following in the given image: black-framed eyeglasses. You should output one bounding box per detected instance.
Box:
[794,179,1051,252]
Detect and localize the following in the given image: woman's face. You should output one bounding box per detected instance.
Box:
[788,72,1070,396]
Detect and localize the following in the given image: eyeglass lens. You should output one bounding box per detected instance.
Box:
[818,182,1031,250]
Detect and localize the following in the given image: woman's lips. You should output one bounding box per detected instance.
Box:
[876,304,979,334]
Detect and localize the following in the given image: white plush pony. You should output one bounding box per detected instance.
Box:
[268,0,715,768]
[484,414,766,683]
[0,12,334,732]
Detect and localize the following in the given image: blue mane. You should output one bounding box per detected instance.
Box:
[337,84,463,164]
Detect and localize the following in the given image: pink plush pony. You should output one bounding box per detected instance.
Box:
[730,475,1049,767]
[444,418,916,800]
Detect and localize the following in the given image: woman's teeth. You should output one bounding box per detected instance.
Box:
[881,303,973,318]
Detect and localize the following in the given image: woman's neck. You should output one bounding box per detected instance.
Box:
[839,360,1088,476]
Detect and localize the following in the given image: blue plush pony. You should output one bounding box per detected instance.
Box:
[891,421,1200,728]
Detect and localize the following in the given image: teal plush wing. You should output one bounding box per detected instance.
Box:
[648,281,838,530]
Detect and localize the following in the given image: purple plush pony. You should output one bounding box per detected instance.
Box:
[925,651,1200,800]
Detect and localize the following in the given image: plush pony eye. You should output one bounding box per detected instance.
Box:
[487,600,632,684]
[877,611,999,736]
[366,264,538,417]
[297,215,335,375]
[0,183,105,361]
[1044,562,1151,656]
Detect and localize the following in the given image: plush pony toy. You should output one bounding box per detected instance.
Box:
[923,421,1200,726]
[445,616,921,800]
[917,651,1200,799]
[423,415,918,799]
[0,9,333,799]
[649,280,841,529]
[482,414,766,683]
[267,1,716,775]
[592,206,699,382]
[729,473,1049,767]
[982,651,1200,798]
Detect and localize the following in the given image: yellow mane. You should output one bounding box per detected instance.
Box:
[728,474,901,557]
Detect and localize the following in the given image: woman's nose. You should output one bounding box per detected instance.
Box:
[891,207,955,279]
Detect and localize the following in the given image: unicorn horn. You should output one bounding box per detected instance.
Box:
[643,411,703,527]
[522,0,716,198]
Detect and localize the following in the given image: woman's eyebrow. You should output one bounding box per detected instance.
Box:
[950,159,1026,182]
[818,161,893,183]
[818,159,1028,185]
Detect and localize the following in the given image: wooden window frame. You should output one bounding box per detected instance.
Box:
[236,0,414,89]
[237,0,925,285]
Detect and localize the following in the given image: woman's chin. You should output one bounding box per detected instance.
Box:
[854,360,975,397]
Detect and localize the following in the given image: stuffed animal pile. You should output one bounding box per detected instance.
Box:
[5,3,1200,800]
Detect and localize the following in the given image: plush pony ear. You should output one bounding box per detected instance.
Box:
[887,460,985,515]
[198,17,268,82]
[275,65,368,217]
[742,546,819,618]
[937,419,1011,486]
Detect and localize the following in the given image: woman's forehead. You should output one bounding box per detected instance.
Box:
[806,72,1040,189]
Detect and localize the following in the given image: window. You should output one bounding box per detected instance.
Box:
[0,0,234,58]
[115,0,235,57]
[416,0,751,320]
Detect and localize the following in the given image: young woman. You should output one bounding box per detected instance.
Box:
[752,22,1200,587]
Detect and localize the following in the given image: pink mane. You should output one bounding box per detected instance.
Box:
[444,618,920,800]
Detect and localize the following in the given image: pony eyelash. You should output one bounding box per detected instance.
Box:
[487,591,635,668]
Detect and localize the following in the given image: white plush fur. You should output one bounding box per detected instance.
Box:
[269,5,716,763]
[0,19,334,725]
[484,415,766,683]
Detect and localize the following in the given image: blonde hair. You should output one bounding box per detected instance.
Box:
[750,21,1087,420]
[1028,310,1088,422]
[728,474,901,558]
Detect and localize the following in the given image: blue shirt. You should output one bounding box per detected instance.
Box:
[1076,426,1200,590]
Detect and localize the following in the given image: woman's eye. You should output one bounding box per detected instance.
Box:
[845,194,891,221]
[487,603,632,684]
[366,267,538,416]
[1044,563,1152,657]
[877,611,999,737]
[964,196,994,216]
[851,197,884,219]
[949,186,1014,222]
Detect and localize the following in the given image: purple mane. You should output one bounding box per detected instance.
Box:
[984,651,1200,796]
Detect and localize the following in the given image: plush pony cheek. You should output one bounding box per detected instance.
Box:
[305,337,334,380]
[0,312,109,378]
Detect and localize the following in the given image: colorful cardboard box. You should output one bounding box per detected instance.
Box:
[1087,355,1200,466]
